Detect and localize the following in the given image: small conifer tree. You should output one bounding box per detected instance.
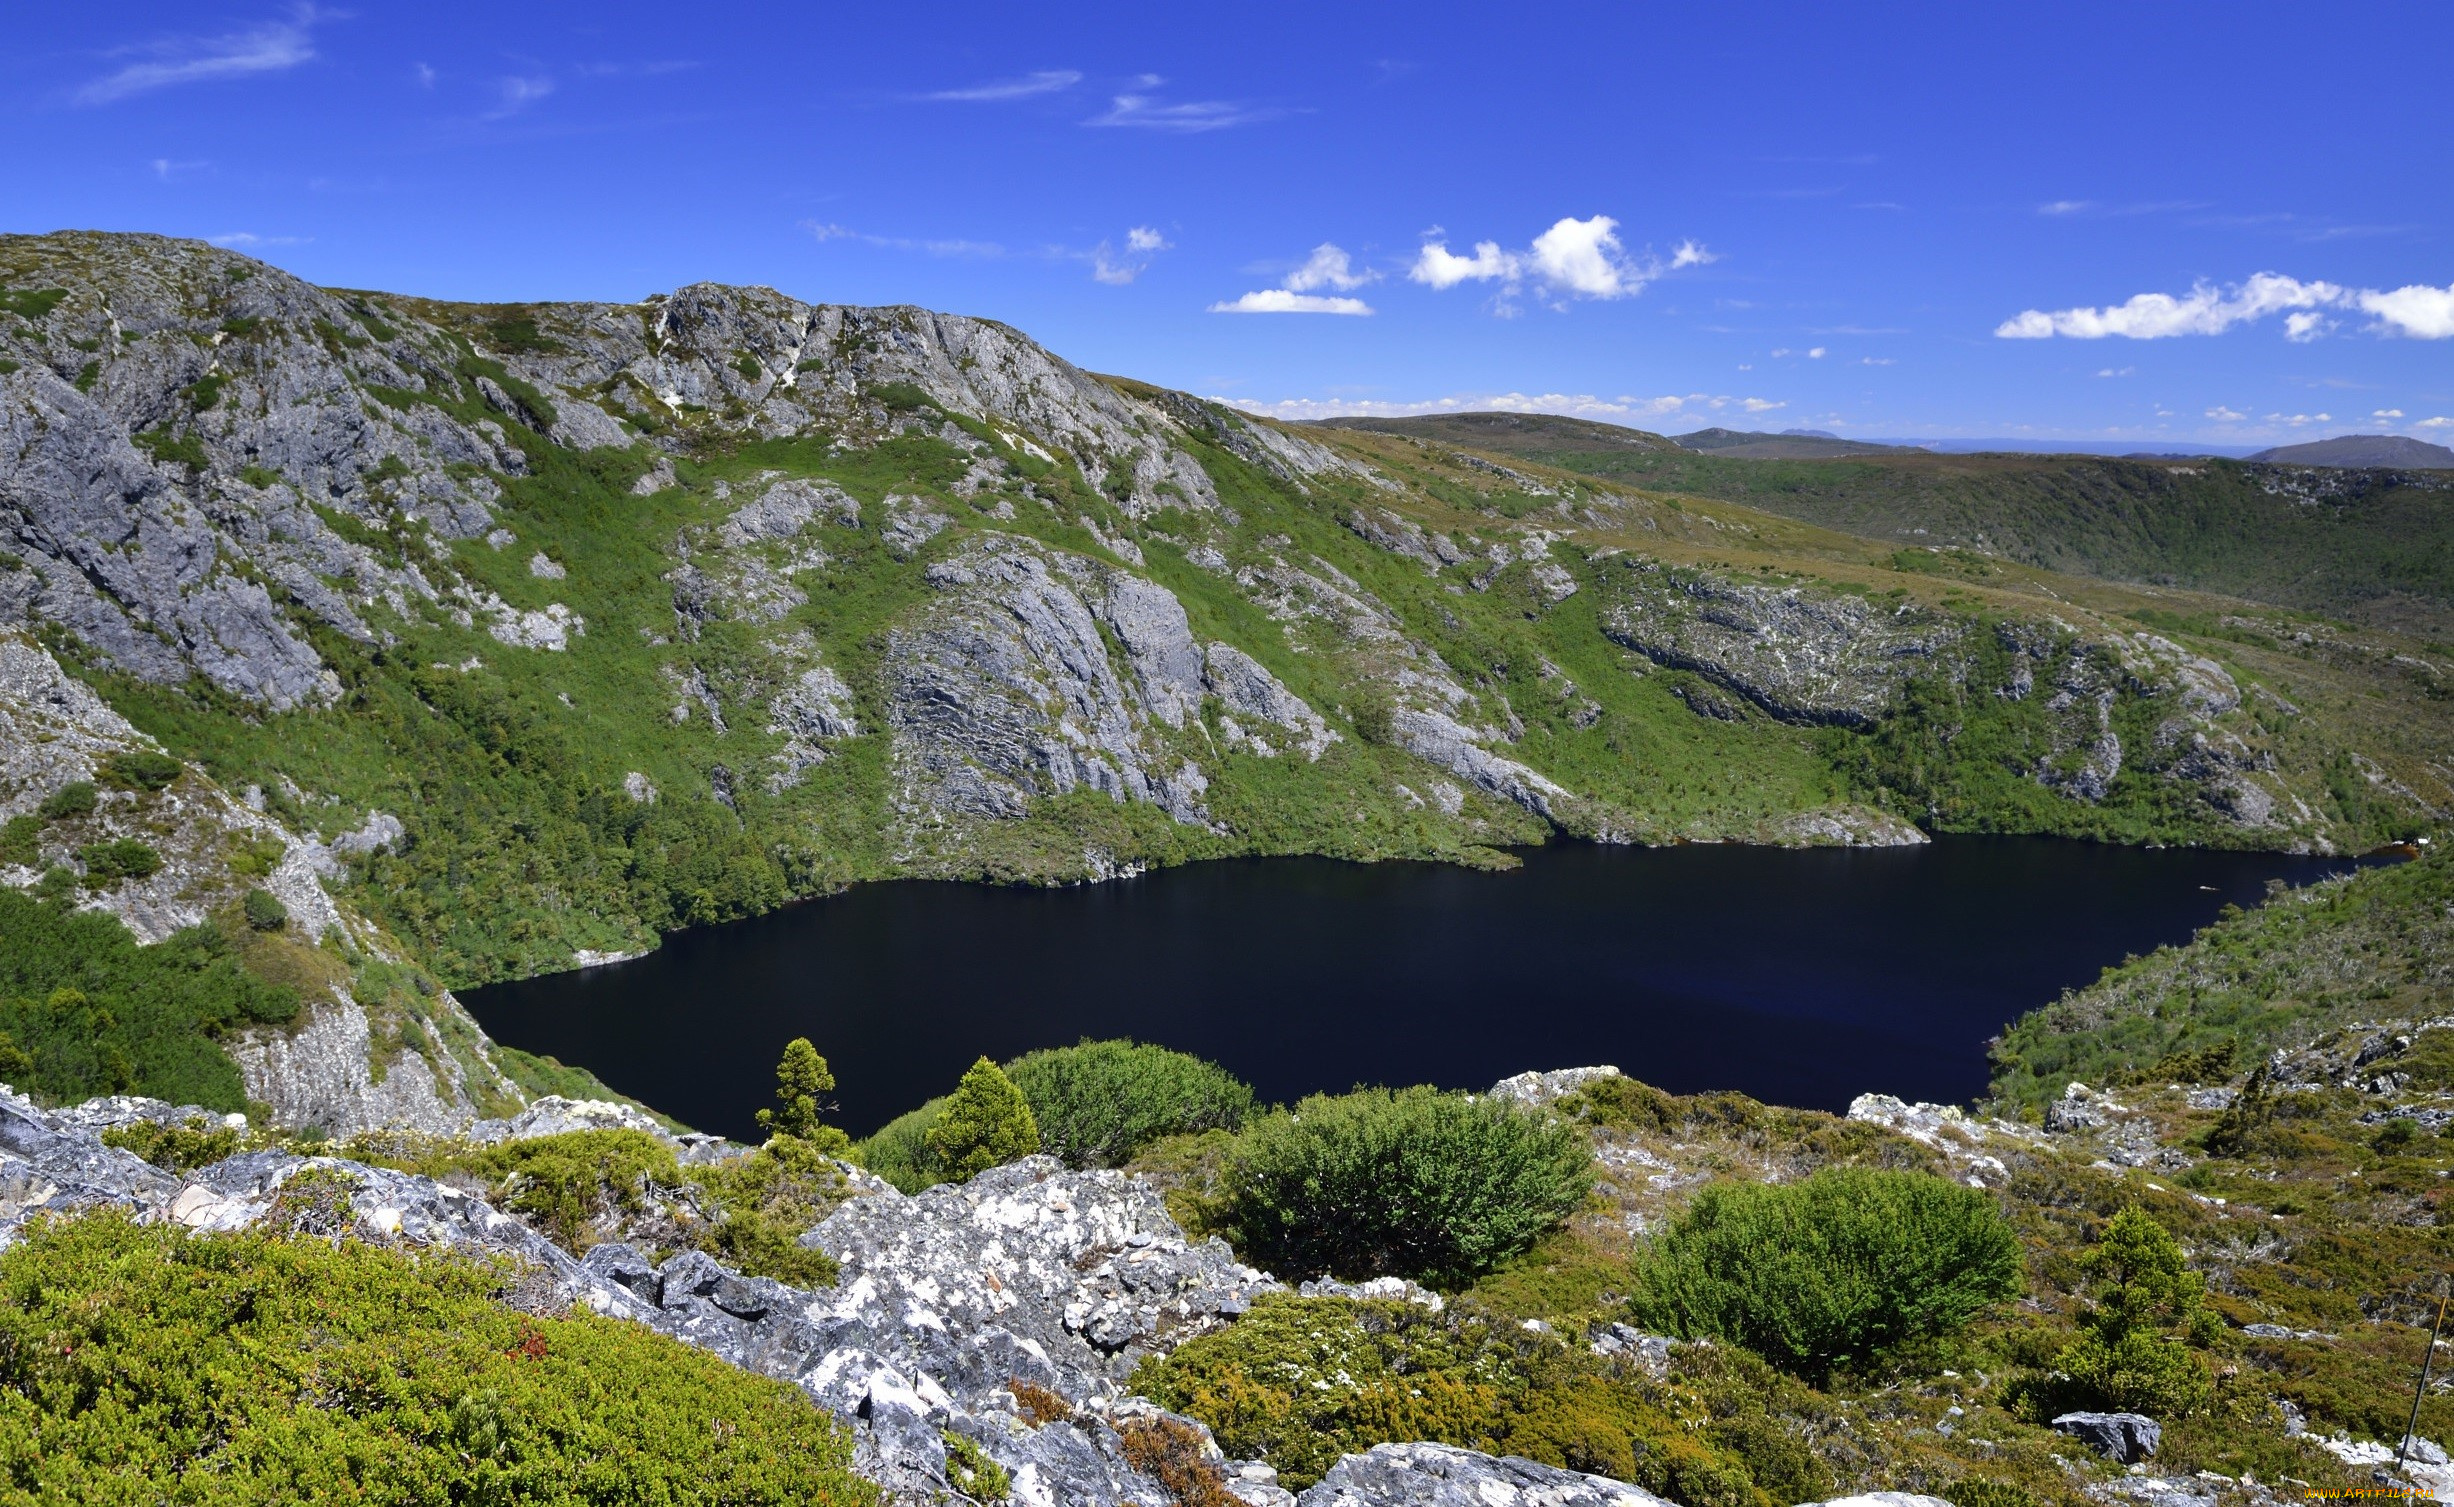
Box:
[2052,1205,2219,1416]
[925,1057,1040,1181]
[755,1037,837,1143]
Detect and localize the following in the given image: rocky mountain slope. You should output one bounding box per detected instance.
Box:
[2248,435,2454,469]
[2,230,2450,1128]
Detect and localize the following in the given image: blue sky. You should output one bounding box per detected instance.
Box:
[6,2,2450,445]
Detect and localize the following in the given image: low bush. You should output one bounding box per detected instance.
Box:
[99,751,181,792]
[0,1213,876,1504]
[76,839,160,884]
[1632,1166,2022,1382]
[1221,1086,1591,1286]
[0,815,37,868]
[854,1096,947,1193]
[242,887,289,931]
[35,782,95,821]
[100,1118,244,1172]
[1003,1038,1253,1168]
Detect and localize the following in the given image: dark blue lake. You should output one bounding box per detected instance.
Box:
[463,836,2364,1142]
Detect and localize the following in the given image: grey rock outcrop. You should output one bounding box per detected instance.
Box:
[1293,1443,1669,1507]
[1602,563,1961,727]
[883,532,1215,833]
[2053,1411,2162,1463]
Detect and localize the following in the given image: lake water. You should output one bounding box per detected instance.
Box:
[463,837,2365,1142]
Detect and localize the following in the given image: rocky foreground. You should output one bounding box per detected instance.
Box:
[0,1076,1976,1507]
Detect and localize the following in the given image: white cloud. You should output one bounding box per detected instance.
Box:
[1216,391,1780,422]
[1410,240,1517,289]
[150,157,209,181]
[2000,272,2454,341]
[1996,273,2344,339]
[208,232,307,247]
[2096,367,2134,377]
[1283,244,1377,293]
[2374,409,2406,419]
[2417,416,2453,429]
[414,62,436,88]
[2265,412,2333,426]
[1207,289,1372,316]
[1859,356,1894,366]
[2206,406,2247,422]
[78,6,320,105]
[2284,311,2334,342]
[1086,83,1275,131]
[2038,200,2095,216]
[923,70,1080,102]
[1210,243,1376,314]
[806,221,1005,258]
[486,76,555,120]
[1807,346,1827,359]
[2358,282,2454,339]
[1091,226,1171,285]
[1409,216,1709,307]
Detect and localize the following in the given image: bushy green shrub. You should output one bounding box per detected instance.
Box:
[1632,1166,2021,1381]
[100,750,181,792]
[1221,1086,1591,1286]
[76,839,160,884]
[241,887,289,931]
[1003,1038,1253,1168]
[35,782,95,821]
[926,1057,1040,1182]
[0,814,38,868]
[2045,1206,2218,1418]
[0,1213,876,1504]
[855,1096,947,1193]
[100,1118,244,1172]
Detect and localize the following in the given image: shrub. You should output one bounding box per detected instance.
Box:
[0,1213,876,1503]
[1221,1086,1591,1286]
[1002,1038,1253,1168]
[755,1037,848,1150]
[926,1057,1040,1182]
[692,1133,848,1287]
[35,782,96,821]
[2045,1206,2218,1418]
[76,839,161,884]
[1117,1416,1239,1507]
[242,887,289,931]
[1632,1166,2022,1381]
[855,1096,947,1193]
[101,1118,244,1172]
[941,1431,1010,1502]
[0,814,37,868]
[100,751,181,792]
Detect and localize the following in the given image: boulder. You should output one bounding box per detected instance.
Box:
[1293,1443,1669,1507]
[2052,1410,2162,1462]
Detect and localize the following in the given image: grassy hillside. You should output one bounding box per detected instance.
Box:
[1311,414,2454,637]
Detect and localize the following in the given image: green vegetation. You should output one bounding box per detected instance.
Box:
[75,837,160,883]
[756,1036,846,1147]
[854,1096,946,1192]
[940,1431,1011,1502]
[101,1116,243,1171]
[1222,1086,1591,1286]
[1631,1167,2023,1382]
[100,749,181,791]
[0,286,67,320]
[341,1126,845,1287]
[2032,1207,2220,1419]
[35,781,95,820]
[0,890,297,1107]
[1003,1038,1253,1168]
[0,1213,875,1504]
[1990,849,2452,1111]
[1318,414,2454,633]
[241,886,289,931]
[924,1056,1040,1182]
[1134,1292,1831,1500]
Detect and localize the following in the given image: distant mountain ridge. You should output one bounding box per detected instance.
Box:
[2248,434,2454,469]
